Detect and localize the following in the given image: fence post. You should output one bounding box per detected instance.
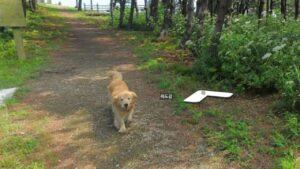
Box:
[91,0,93,10]
[84,3,86,10]
[97,3,99,12]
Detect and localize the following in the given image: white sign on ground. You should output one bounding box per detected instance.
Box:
[0,88,17,106]
[184,90,233,103]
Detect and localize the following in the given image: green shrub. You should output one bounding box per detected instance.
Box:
[191,15,300,113]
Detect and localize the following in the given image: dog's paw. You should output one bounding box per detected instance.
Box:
[118,127,127,133]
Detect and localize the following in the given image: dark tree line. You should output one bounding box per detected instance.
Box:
[21,0,38,16]
[110,0,299,59]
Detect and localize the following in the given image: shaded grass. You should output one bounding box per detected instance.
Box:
[111,26,300,169]
[0,5,70,169]
[0,107,45,169]
[0,6,69,90]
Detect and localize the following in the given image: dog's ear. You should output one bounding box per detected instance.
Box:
[131,92,137,99]
[112,95,119,103]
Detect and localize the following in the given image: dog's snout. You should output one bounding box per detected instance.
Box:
[124,103,128,108]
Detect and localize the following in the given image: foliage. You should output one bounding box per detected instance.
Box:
[0,6,68,89]
[0,108,44,169]
[189,15,300,113]
[0,6,69,168]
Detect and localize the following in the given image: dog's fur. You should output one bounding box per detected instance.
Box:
[107,71,137,133]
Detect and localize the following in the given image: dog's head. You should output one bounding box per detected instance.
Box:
[113,91,137,111]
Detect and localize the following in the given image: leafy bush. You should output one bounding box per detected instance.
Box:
[191,15,300,113]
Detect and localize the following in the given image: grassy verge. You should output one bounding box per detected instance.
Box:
[0,6,69,168]
[0,6,69,90]
[65,9,299,168]
[120,30,300,169]
[71,12,300,168]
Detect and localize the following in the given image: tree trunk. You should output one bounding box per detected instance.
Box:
[110,0,115,25]
[22,0,26,16]
[119,0,126,28]
[179,0,195,48]
[144,0,150,23]
[295,0,299,20]
[266,0,269,15]
[270,0,273,14]
[29,0,37,11]
[258,0,265,19]
[129,0,136,29]
[245,0,249,14]
[196,0,207,40]
[159,0,174,39]
[78,0,82,11]
[181,0,188,16]
[208,0,214,17]
[281,0,287,20]
[210,0,232,60]
[238,0,245,14]
[135,0,139,17]
[150,0,159,22]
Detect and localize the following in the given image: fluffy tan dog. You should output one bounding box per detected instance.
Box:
[107,71,137,133]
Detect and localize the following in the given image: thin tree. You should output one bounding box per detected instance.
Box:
[110,0,115,25]
[134,0,139,17]
[150,0,159,23]
[29,0,37,11]
[144,0,150,23]
[281,0,287,20]
[270,0,274,14]
[295,0,299,20]
[119,0,126,28]
[159,0,175,39]
[266,0,269,15]
[22,0,27,16]
[129,0,138,29]
[181,0,188,16]
[258,0,265,19]
[78,0,83,11]
[196,0,207,41]
[179,0,195,48]
[210,0,232,60]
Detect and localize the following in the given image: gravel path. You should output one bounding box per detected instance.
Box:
[24,10,226,169]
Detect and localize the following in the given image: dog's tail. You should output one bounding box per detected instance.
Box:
[107,71,123,80]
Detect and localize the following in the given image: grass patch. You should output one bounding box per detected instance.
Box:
[0,107,47,169]
[0,5,70,169]
[0,6,69,90]
[76,7,300,168]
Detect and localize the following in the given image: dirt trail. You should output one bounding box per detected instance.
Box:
[24,10,227,169]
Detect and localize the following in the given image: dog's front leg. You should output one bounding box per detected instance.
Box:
[118,117,126,133]
[128,109,134,122]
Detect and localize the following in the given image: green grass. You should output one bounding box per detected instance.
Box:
[0,108,44,169]
[0,6,68,90]
[54,6,300,168]
[0,5,70,169]
[112,27,300,168]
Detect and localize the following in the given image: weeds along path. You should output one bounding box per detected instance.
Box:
[23,9,230,169]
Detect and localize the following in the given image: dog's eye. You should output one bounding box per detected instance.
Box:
[120,98,123,101]
[128,98,130,100]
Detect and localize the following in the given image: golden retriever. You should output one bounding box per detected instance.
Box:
[107,71,137,133]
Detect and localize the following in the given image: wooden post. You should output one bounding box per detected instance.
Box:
[84,3,86,10]
[91,0,93,10]
[13,28,26,59]
[97,3,99,12]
